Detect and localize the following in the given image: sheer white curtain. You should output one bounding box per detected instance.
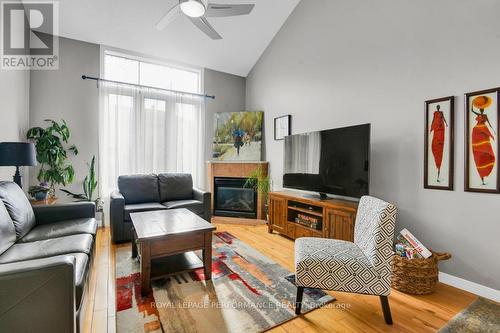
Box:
[98,81,205,198]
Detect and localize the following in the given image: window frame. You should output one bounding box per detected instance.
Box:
[99,45,203,95]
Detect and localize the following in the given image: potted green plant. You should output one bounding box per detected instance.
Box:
[61,156,103,211]
[27,119,78,196]
[244,165,271,220]
[28,182,50,201]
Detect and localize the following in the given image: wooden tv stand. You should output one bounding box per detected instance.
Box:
[268,191,359,242]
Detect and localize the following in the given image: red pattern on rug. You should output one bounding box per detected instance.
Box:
[116,272,160,316]
[191,258,261,295]
[215,231,235,244]
[116,272,162,332]
[116,273,136,311]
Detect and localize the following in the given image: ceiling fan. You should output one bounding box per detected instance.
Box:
[156,0,255,40]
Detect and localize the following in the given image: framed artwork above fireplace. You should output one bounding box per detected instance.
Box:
[212,111,263,161]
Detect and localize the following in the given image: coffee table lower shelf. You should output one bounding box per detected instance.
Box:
[150,251,204,280]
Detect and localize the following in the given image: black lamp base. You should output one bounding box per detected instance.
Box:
[13,166,22,188]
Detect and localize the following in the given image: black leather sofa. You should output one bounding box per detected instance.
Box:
[110,173,211,243]
[0,181,97,333]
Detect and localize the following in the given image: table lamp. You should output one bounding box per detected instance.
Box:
[0,142,37,188]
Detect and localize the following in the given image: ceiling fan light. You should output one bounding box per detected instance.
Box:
[180,0,206,18]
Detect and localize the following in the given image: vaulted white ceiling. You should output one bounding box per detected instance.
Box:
[56,0,300,76]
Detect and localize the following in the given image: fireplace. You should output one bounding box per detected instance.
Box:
[208,161,268,220]
[213,177,257,218]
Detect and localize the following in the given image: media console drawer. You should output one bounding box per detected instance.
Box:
[293,224,316,238]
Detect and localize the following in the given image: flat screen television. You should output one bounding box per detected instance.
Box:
[283,124,370,199]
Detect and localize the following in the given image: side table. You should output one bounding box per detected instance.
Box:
[29,197,58,206]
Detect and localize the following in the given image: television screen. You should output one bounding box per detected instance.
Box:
[283,124,370,198]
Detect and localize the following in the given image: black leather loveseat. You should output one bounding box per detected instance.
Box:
[0,181,97,333]
[110,173,211,243]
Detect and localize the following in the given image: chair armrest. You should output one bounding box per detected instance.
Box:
[33,202,96,225]
[110,191,125,212]
[110,191,125,242]
[193,188,211,221]
[193,187,210,203]
[111,190,125,200]
[0,256,76,332]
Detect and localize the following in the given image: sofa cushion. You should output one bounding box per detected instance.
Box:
[18,218,98,243]
[124,203,167,221]
[118,174,160,204]
[162,199,204,216]
[0,234,93,264]
[0,201,16,255]
[158,173,193,202]
[0,181,36,240]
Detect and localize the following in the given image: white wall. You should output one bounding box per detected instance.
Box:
[29,36,99,200]
[246,0,500,290]
[0,69,30,184]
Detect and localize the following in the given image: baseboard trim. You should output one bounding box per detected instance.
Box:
[439,272,500,302]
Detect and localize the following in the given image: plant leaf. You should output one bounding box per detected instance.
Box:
[60,189,88,200]
[28,119,78,190]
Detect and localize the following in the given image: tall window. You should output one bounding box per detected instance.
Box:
[103,54,201,93]
[99,52,205,197]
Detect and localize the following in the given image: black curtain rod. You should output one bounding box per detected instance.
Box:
[81,75,215,100]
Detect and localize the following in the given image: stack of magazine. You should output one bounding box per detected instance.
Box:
[394,228,432,259]
[294,213,322,230]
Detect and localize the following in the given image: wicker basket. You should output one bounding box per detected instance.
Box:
[391,251,451,295]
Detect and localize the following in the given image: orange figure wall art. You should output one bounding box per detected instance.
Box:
[430,104,448,182]
[465,89,500,193]
[425,97,454,190]
[471,96,496,185]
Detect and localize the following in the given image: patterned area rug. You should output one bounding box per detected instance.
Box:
[115,231,334,333]
[438,297,500,333]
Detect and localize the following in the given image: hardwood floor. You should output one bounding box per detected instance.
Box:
[84,223,476,333]
[82,227,116,333]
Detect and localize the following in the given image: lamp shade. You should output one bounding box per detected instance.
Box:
[0,142,37,166]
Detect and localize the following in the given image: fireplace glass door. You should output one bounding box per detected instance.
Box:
[214,177,257,218]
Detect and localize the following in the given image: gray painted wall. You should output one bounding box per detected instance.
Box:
[29,37,100,200]
[0,69,30,184]
[203,68,246,185]
[246,0,500,289]
[0,0,30,183]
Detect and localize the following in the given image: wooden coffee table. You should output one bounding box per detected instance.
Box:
[130,208,216,295]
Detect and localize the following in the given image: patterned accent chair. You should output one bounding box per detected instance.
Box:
[294,196,397,324]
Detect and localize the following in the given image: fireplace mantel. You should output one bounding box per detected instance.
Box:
[207,161,269,220]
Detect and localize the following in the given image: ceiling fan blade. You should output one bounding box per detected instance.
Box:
[188,17,222,40]
[205,3,255,17]
[156,3,181,30]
